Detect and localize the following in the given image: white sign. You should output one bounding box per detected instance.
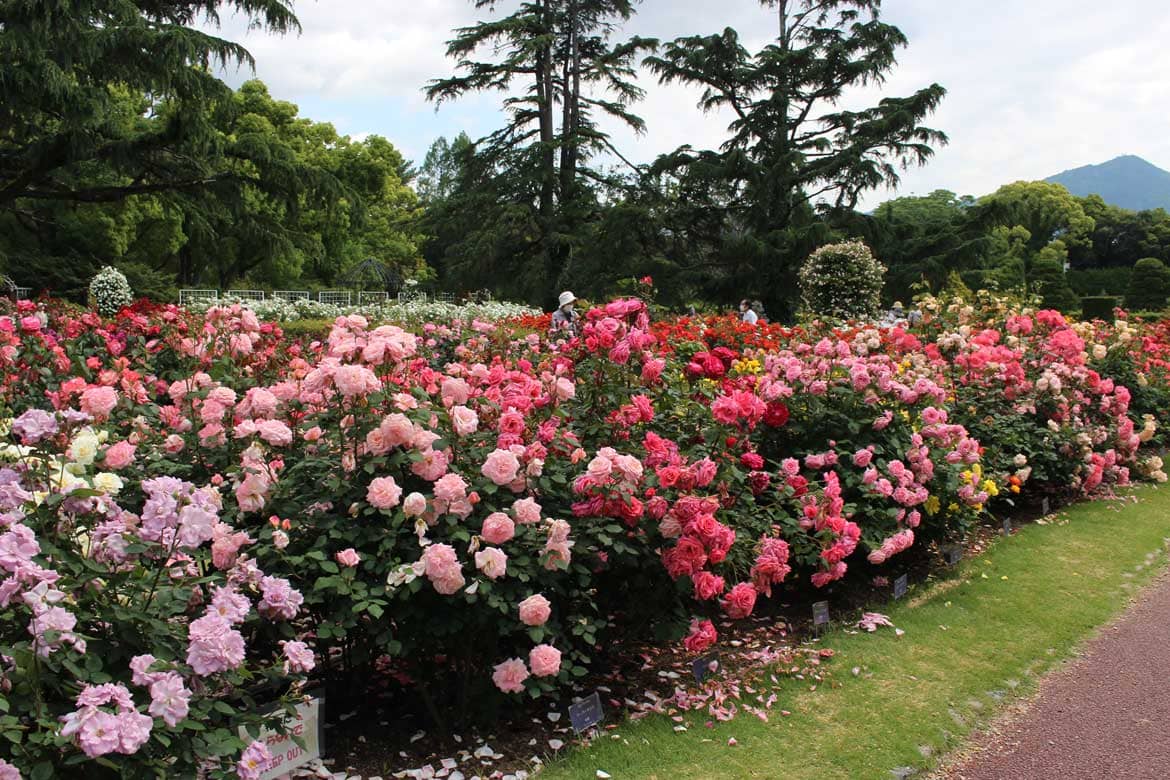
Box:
[241,695,323,780]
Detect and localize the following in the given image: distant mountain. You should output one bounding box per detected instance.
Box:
[1046,155,1170,212]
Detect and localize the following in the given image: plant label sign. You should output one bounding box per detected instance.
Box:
[569,691,603,734]
[692,653,720,685]
[893,574,909,600]
[1002,516,1012,536]
[239,694,323,780]
[812,600,830,630]
[944,544,963,566]
[1041,497,1051,516]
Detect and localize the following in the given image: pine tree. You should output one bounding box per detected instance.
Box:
[425,0,656,303]
[0,1,299,206]
[644,0,946,319]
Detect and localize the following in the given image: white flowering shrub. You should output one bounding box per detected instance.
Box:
[799,241,886,321]
[183,294,539,325]
[89,266,134,317]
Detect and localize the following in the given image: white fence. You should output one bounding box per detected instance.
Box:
[317,290,352,306]
[14,287,31,300]
[179,289,218,305]
[179,288,477,307]
[273,290,311,302]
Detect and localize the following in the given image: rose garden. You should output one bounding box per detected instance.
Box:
[1,259,1168,778]
[6,1,1170,777]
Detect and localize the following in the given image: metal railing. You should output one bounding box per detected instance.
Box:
[178,289,218,305]
[317,290,352,306]
[272,290,311,302]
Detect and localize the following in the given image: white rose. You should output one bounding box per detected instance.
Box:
[92,472,124,495]
[68,432,100,465]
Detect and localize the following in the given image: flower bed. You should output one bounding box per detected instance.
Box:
[0,292,1165,776]
[182,294,540,325]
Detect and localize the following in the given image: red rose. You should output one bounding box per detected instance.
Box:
[764,402,790,427]
[740,452,764,470]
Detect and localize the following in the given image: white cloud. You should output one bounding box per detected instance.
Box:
[203,0,1170,207]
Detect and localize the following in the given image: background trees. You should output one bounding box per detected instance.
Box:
[423,0,656,305]
[641,0,947,319]
[0,2,423,298]
[4,1,1168,315]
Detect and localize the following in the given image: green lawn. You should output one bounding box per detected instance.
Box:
[541,487,1170,780]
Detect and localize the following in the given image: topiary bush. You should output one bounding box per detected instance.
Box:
[799,240,886,320]
[88,266,134,317]
[1125,258,1170,312]
[1030,258,1079,312]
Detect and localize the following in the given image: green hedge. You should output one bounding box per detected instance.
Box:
[276,318,334,340]
[1080,296,1118,322]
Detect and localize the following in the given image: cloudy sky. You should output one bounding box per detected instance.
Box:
[211,0,1170,208]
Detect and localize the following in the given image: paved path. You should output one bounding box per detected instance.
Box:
[946,571,1170,780]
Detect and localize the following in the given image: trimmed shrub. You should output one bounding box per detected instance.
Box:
[1081,295,1119,322]
[1067,267,1131,297]
[88,265,134,316]
[1125,258,1170,312]
[1031,259,1079,312]
[799,240,886,320]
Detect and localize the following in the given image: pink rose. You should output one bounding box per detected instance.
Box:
[103,440,136,470]
[512,497,542,524]
[450,405,479,436]
[518,593,551,626]
[721,582,758,619]
[80,386,118,418]
[421,543,465,595]
[333,364,381,397]
[441,377,470,405]
[692,571,726,601]
[474,547,508,579]
[683,619,717,654]
[481,449,521,486]
[528,644,562,677]
[491,657,529,694]
[367,476,403,509]
[335,548,360,567]
[481,512,515,545]
[403,492,427,517]
[256,420,293,447]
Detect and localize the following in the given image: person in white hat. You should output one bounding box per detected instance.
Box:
[550,291,579,336]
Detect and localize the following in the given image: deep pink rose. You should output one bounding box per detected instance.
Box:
[721,582,758,619]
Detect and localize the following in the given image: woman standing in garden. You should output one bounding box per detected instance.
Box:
[739,299,759,325]
[551,291,580,336]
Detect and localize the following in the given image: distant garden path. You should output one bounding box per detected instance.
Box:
[946,570,1170,780]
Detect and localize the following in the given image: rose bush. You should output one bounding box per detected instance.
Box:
[0,411,313,778]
